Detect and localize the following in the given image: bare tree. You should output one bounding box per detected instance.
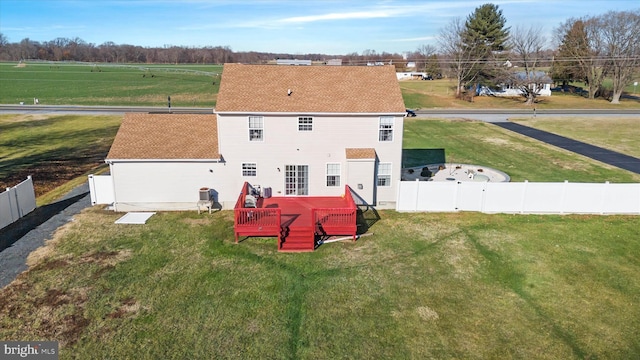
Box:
[438,17,482,97]
[598,10,640,104]
[506,25,548,105]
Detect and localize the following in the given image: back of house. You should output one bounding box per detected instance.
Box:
[104,63,406,211]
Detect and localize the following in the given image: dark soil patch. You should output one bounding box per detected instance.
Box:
[30,258,69,272]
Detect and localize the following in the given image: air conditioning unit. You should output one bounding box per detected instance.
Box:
[199,187,211,201]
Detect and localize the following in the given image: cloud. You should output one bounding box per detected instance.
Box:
[277,9,406,24]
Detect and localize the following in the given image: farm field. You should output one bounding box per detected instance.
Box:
[1,78,639,357]
[0,62,221,107]
[2,61,639,109]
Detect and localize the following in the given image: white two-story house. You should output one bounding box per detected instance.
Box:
[104,63,406,211]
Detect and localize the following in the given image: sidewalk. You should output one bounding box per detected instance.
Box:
[0,183,91,288]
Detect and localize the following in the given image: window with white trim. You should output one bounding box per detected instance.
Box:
[326,163,341,187]
[377,163,392,187]
[242,163,257,176]
[378,116,394,141]
[248,116,263,141]
[298,116,313,131]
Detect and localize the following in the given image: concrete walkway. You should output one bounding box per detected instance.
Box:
[0,183,91,288]
[494,122,640,175]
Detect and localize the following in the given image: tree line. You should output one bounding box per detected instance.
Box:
[435,4,639,104]
[1,3,638,104]
[0,34,410,67]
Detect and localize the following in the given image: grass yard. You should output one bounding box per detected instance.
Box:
[403,118,640,183]
[0,208,638,359]
[400,79,640,110]
[510,116,640,159]
[0,62,221,107]
[1,115,639,358]
[0,114,121,203]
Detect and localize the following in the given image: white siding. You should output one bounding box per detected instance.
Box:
[217,113,403,207]
[109,161,240,211]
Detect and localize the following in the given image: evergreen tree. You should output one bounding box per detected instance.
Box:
[551,19,589,92]
[462,3,510,90]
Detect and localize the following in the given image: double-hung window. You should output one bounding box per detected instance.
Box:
[298,116,313,131]
[378,116,394,141]
[248,116,263,141]
[326,163,341,187]
[242,163,257,176]
[377,163,392,187]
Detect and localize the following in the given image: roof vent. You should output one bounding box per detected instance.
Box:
[287,89,292,96]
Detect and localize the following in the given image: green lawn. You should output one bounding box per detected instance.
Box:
[400,79,640,110]
[0,62,221,107]
[1,208,638,359]
[1,115,639,358]
[511,116,640,159]
[0,114,121,202]
[2,61,638,109]
[403,118,640,183]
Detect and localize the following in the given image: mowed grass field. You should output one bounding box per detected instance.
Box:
[0,62,221,107]
[2,61,638,109]
[1,115,639,359]
[1,204,638,359]
[0,114,122,204]
[400,79,640,110]
[511,116,640,159]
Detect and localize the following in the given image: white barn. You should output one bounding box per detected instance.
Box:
[104,64,406,211]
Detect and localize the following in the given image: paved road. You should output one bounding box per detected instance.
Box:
[0,104,213,115]
[494,122,640,174]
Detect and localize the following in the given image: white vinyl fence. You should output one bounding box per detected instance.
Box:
[1,176,37,230]
[88,174,114,206]
[397,180,640,214]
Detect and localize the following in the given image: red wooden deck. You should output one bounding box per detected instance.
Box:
[234,183,357,252]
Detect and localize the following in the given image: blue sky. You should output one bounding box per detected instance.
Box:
[1,0,638,55]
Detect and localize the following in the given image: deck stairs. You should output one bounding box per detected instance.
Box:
[279,225,315,252]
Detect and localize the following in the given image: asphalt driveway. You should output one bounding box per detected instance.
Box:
[495,122,640,175]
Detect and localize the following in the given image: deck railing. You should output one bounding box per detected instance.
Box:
[311,185,358,240]
[234,182,282,242]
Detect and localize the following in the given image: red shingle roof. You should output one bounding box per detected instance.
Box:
[106,113,219,160]
[215,64,406,114]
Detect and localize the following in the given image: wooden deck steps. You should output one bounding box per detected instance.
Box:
[279,226,315,252]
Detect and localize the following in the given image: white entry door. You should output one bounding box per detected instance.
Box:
[285,165,309,195]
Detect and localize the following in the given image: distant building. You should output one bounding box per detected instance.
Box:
[276,59,312,66]
[326,59,342,66]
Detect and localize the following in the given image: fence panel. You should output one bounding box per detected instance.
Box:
[88,175,114,205]
[0,177,36,230]
[397,181,640,215]
[483,182,526,213]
